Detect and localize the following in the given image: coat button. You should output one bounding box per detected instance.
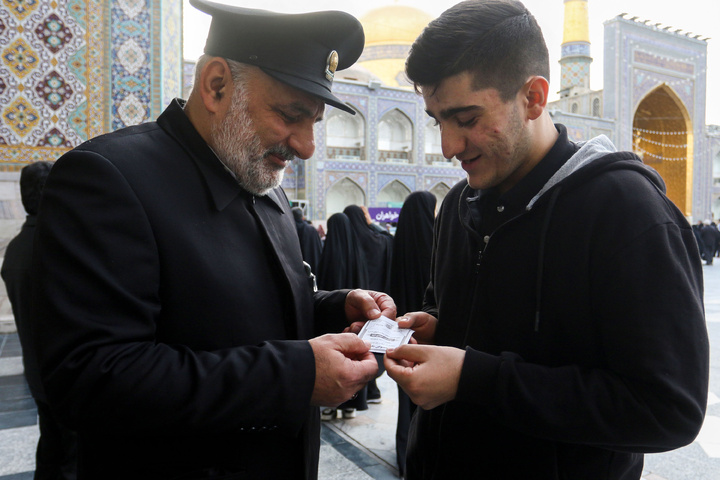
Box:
[497,205,505,212]
[483,235,490,244]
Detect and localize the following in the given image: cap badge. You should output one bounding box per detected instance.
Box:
[325,50,339,81]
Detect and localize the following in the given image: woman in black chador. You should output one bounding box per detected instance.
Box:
[343,205,393,292]
[343,205,394,404]
[388,191,436,477]
[316,213,370,419]
[291,207,323,273]
[316,213,368,291]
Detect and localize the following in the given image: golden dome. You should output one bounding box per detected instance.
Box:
[356,5,433,88]
[361,5,433,46]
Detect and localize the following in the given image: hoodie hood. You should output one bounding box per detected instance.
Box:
[457,133,664,237]
[527,135,665,210]
[456,132,669,333]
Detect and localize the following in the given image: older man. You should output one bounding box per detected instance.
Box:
[31,1,391,478]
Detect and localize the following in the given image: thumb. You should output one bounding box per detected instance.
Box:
[335,333,371,356]
[385,344,427,363]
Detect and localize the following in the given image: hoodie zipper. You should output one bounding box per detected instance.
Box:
[464,193,555,339]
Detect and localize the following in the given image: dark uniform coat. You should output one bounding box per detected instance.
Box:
[32,99,348,479]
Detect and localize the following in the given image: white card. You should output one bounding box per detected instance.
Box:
[358,315,414,354]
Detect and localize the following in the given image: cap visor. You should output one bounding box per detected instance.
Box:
[261,67,356,115]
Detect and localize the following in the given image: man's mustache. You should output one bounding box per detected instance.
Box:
[264,145,297,161]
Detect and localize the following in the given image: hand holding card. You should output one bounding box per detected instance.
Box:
[357,315,414,354]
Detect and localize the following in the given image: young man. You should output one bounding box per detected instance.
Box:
[31,1,394,478]
[384,1,709,478]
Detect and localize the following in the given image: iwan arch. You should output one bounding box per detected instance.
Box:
[548,0,716,221]
[633,84,693,214]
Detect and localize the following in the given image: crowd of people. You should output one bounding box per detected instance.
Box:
[693,220,720,265]
[1,1,710,479]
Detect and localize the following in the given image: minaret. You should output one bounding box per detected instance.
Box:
[559,0,592,97]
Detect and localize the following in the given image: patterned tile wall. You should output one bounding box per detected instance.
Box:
[560,59,591,89]
[0,0,182,171]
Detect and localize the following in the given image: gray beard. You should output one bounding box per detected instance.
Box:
[210,89,295,196]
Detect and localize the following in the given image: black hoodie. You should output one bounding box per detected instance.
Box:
[407,126,708,479]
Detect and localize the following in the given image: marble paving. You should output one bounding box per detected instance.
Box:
[1,262,719,479]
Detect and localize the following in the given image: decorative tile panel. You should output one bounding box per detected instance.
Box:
[2,38,39,78]
[377,98,416,121]
[4,96,39,137]
[111,1,151,130]
[34,13,73,54]
[35,70,73,110]
[0,0,182,171]
[161,0,182,109]
[378,173,415,191]
[3,0,39,21]
[326,171,369,190]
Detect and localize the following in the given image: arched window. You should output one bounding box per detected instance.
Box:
[430,182,450,210]
[326,108,365,160]
[713,150,720,186]
[325,178,366,216]
[378,109,413,164]
[425,121,451,166]
[571,103,579,114]
[592,98,601,117]
[377,180,411,206]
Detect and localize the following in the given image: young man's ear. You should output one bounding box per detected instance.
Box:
[525,76,549,120]
[198,57,232,114]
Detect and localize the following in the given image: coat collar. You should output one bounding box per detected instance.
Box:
[157,98,285,213]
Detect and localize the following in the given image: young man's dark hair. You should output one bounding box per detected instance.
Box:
[406,0,549,101]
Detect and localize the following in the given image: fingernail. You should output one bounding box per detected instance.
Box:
[369,309,380,317]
